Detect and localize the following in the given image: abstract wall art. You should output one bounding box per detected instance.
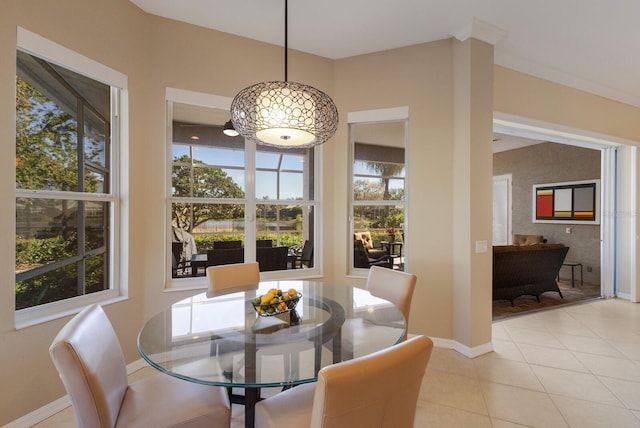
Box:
[533,180,600,224]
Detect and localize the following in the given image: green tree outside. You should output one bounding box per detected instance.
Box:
[172,155,245,231]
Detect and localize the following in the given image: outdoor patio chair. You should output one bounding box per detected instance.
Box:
[207,248,244,266]
[293,240,313,268]
[354,239,390,269]
[171,241,191,277]
[256,246,289,271]
[213,240,243,249]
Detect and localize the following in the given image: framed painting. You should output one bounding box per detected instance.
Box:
[532,179,600,224]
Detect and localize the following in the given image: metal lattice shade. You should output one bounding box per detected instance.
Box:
[230,81,339,148]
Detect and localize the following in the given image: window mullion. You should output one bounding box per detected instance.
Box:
[77,99,87,296]
[245,141,257,258]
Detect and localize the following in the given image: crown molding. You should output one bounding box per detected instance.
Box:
[495,50,640,109]
[452,17,507,46]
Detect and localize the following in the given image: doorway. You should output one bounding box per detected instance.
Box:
[492,114,638,305]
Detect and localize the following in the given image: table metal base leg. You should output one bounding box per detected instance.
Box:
[243,388,259,428]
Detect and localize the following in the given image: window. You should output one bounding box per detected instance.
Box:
[169,101,317,280]
[15,29,125,324]
[350,120,407,272]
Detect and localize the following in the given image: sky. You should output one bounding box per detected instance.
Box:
[173,144,406,200]
[173,143,304,200]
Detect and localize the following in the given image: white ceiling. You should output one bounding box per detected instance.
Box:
[492,133,544,153]
[130,0,640,108]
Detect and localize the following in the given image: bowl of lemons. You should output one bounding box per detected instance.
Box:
[252,288,301,316]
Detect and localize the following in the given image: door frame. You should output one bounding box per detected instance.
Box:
[492,174,512,246]
[494,112,639,301]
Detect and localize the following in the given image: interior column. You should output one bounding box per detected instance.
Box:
[451,37,494,355]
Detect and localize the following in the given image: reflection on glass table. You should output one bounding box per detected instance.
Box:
[137,280,405,428]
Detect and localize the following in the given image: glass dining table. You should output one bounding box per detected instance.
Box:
[137,280,406,428]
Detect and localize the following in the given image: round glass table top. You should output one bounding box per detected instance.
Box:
[138,280,406,388]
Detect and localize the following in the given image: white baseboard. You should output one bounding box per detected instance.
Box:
[3,396,71,428]
[408,333,494,358]
[3,359,150,428]
[430,337,494,358]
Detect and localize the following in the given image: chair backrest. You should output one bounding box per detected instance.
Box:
[310,335,433,428]
[256,239,273,247]
[354,231,375,249]
[214,240,243,249]
[172,241,185,263]
[49,304,128,428]
[171,242,188,278]
[366,265,417,341]
[207,247,245,266]
[512,234,545,245]
[256,246,289,271]
[301,240,314,267]
[206,262,260,296]
[353,239,371,268]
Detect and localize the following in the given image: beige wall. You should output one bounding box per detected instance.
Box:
[332,40,459,341]
[494,65,640,142]
[1,0,640,424]
[1,0,150,422]
[1,0,335,422]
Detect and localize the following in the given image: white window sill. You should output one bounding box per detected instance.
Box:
[15,293,128,330]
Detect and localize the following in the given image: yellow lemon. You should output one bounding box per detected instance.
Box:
[287,288,297,297]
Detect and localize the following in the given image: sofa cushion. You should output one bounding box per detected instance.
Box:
[493,243,565,253]
[354,232,388,259]
[512,234,545,246]
[354,232,374,250]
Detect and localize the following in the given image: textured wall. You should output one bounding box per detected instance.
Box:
[493,142,601,285]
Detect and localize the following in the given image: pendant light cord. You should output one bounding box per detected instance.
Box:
[284,0,288,82]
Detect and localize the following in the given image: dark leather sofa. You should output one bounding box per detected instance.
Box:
[493,243,569,306]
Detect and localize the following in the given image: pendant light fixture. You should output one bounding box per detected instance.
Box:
[230,0,338,148]
[222,120,239,137]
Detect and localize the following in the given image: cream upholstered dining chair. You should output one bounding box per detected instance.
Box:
[206,261,264,398]
[206,261,308,393]
[254,335,433,428]
[49,304,231,428]
[206,261,260,296]
[366,265,417,341]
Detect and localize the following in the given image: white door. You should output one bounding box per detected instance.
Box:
[493,174,512,246]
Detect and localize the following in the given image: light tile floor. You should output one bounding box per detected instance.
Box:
[32,298,640,428]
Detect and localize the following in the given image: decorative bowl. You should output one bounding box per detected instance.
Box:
[251,290,301,317]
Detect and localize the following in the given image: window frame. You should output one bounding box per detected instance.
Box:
[165,88,322,290]
[15,28,128,328]
[348,107,409,276]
